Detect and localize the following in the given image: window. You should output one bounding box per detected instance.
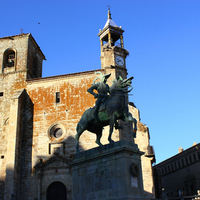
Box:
[174,162,177,170]
[48,123,65,141]
[0,92,3,97]
[171,164,174,171]
[189,155,192,163]
[182,159,184,166]
[198,152,200,159]
[178,161,181,168]
[53,128,63,138]
[185,157,188,165]
[168,165,170,173]
[193,154,196,162]
[56,92,60,103]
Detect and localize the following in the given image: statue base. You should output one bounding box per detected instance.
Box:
[70,141,146,200]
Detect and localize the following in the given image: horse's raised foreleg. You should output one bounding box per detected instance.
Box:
[108,116,116,144]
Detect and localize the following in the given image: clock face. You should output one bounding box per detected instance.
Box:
[115,56,124,66]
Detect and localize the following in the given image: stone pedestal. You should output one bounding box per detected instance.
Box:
[70,141,145,200]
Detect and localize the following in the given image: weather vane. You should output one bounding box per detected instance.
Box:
[20,28,24,34]
[106,4,111,10]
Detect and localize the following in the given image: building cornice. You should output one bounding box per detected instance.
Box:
[26,69,105,83]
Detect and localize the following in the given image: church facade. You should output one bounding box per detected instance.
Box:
[0,10,155,200]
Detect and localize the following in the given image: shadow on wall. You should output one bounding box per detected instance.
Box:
[0,179,4,200]
[144,189,156,200]
[3,136,84,200]
[33,135,85,200]
[35,135,85,161]
[19,90,34,200]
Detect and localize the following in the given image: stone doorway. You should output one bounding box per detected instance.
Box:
[47,181,67,200]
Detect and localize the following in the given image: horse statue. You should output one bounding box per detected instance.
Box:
[75,76,137,152]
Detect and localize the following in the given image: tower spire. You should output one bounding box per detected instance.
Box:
[107,4,112,19]
[108,9,112,19]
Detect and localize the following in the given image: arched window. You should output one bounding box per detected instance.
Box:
[47,181,67,200]
[3,49,16,68]
[2,49,16,73]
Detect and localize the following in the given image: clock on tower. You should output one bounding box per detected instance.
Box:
[98,9,129,79]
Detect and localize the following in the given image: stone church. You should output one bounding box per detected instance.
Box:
[0,10,155,200]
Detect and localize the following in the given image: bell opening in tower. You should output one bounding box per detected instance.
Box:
[3,49,16,68]
[101,34,122,48]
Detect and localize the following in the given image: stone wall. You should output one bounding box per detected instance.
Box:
[135,119,155,199]
[0,72,27,200]
[0,34,44,200]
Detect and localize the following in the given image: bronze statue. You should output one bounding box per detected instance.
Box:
[75,74,137,152]
[87,72,111,121]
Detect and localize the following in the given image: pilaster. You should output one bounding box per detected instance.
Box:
[4,89,25,200]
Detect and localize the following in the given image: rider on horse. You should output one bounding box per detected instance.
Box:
[87,73,111,121]
[75,74,137,152]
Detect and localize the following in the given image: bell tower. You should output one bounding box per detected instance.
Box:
[0,33,46,79]
[98,9,129,79]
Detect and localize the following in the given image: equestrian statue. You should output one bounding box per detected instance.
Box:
[75,72,137,152]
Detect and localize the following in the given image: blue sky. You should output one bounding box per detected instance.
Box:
[1,0,200,164]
